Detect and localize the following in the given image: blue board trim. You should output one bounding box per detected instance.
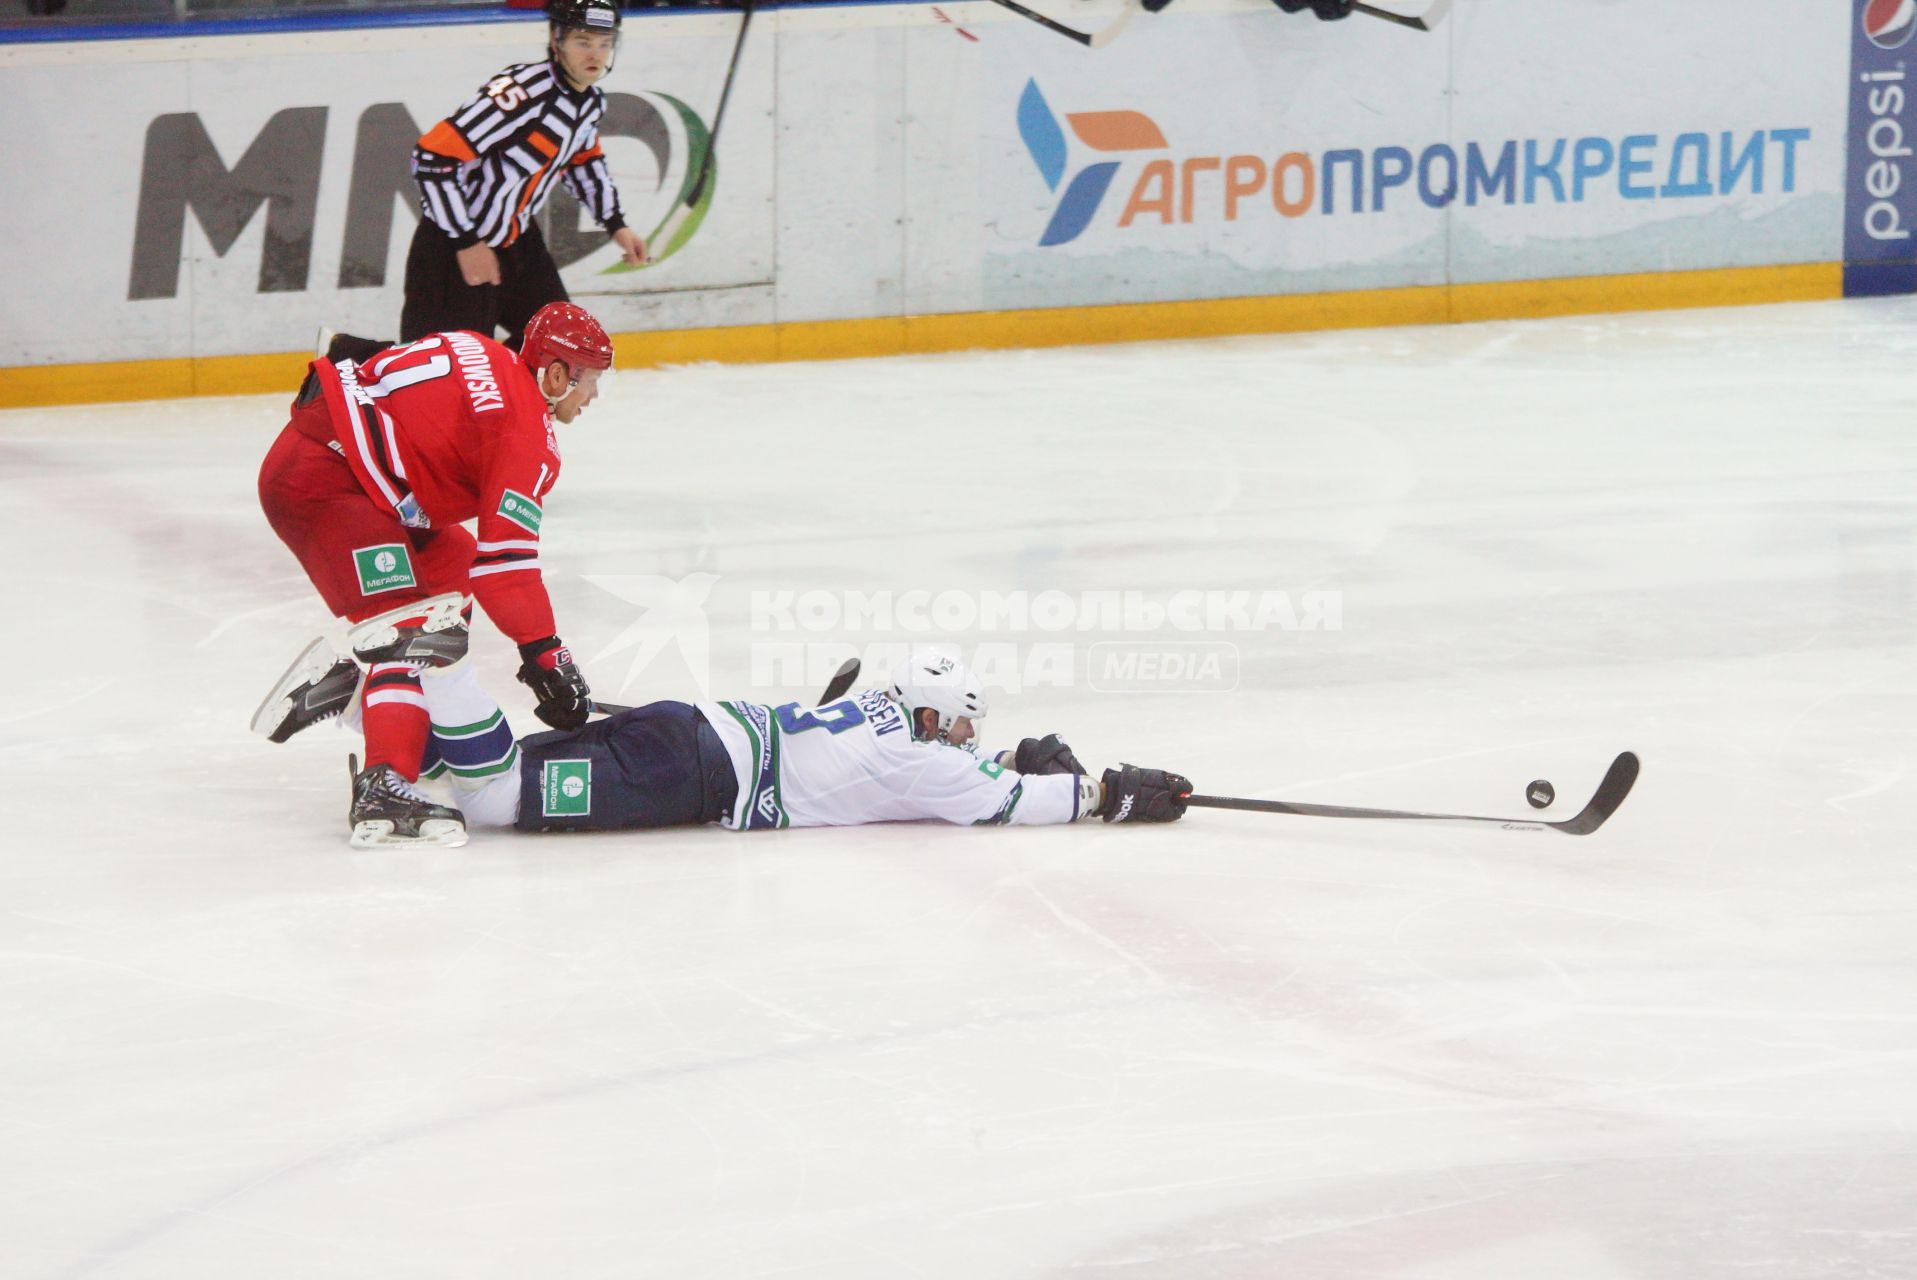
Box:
[0,0,926,46]
[0,7,529,44]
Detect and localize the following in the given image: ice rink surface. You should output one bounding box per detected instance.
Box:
[3,298,1914,1278]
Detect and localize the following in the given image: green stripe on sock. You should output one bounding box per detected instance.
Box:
[446,744,519,779]
[433,711,505,739]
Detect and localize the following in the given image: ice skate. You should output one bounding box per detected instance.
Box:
[252,638,361,743]
[347,754,468,849]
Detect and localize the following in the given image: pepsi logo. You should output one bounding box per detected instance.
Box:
[1866,0,1916,51]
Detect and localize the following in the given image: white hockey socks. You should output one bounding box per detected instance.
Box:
[418,661,519,796]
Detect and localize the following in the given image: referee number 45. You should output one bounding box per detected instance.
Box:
[487,75,529,112]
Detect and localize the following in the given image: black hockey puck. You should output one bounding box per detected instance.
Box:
[1526,779,1555,809]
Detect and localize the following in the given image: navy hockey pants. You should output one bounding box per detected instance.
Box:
[515,702,738,833]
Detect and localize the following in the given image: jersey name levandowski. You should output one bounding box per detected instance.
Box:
[698,689,1083,829]
[309,330,562,643]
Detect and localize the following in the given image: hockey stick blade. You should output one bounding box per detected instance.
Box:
[1550,750,1639,835]
[1187,751,1640,836]
[644,199,698,264]
[1349,0,1450,32]
[1087,0,1137,49]
[990,0,1135,48]
[819,658,861,704]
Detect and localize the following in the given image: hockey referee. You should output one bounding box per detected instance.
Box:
[396,0,648,349]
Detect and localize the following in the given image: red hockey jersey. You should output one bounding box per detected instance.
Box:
[311,331,562,644]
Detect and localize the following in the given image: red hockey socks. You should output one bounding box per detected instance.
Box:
[361,662,429,780]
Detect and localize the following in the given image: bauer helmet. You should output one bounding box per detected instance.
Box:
[520,301,613,389]
[546,0,621,33]
[546,0,621,77]
[887,652,989,749]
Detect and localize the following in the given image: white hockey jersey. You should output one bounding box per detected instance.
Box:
[698,688,1085,829]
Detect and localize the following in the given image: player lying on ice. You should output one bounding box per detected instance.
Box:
[256,648,1193,846]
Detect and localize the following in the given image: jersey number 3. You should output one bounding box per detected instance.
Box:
[775,700,866,735]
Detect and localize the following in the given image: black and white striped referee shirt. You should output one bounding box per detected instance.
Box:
[412,59,627,250]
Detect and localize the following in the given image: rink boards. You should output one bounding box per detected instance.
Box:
[0,0,1903,405]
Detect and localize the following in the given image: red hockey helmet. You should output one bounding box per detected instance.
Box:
[520,302,613,383]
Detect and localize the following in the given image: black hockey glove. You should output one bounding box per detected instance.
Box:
[1274,0,1352,18]
[1007,733,1087,777]
[1097,764,1193,823]
[516,636,592,731]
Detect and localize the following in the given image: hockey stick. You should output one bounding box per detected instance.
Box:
[1186,751,1639,836]
[589,657,860,719]
[817,656,862,704]
[1348,0,1452,32]
[633,0,754,262]
[989,0,1137,48]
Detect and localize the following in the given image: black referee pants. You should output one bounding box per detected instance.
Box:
[398,221,569,350]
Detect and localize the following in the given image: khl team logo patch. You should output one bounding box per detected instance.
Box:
[542,759,592,817]
[353,543,416,595]
[1866,0,1916,50]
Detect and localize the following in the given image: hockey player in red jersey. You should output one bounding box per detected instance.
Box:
[255,300,614,849]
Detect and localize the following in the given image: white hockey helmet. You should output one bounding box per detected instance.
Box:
[887,652,988,746]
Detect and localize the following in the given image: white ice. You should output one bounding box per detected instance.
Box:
[2,299,1914,1279]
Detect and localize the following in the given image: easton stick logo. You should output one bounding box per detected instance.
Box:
[1866,0,1916,50]
[1018,79,1168,246]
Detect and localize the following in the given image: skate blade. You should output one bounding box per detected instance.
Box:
[252,637,348,740]
[349,818,469,850]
